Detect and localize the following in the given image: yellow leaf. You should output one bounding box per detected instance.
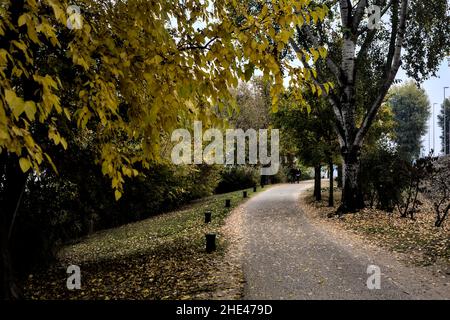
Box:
[310,48,319,62]
[18,14,28,27]
[60,137,68,150]
[5,89,25,118]
[318,47,327,59]
[19,157,31,172]
[44,153,58,173]
[115,190,122,201]
[11,40,27,53]
[0,127,8,140]
[24,101,36,121]
[279,30,291,44]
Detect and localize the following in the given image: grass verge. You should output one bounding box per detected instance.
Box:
[22,186,264,300]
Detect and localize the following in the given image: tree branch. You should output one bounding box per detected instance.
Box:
[355,0,397,37]
[339,0,353,28]
[354,0,393,34]
[295,25,343,86]
[352,0,368,31]
[178,36,218,51]
[355,0,408,146]
[289,37,346,140]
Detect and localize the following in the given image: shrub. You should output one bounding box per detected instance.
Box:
[395,155,435,219]
[423,156,450,227]
[271,165,288,184]
[10,162,221,274]
[215,166,259,194]
[360,148,410,212]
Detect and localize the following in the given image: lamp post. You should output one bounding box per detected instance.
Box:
[444,87,449,155]
[429,105,431,154]
[433,103,438,154]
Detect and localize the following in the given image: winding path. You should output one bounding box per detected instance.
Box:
[239,182,450,300]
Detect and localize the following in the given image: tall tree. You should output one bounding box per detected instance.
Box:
[389,81,430,162]
[287,0,450,212]
[273,91,339,202]
[230,77,271,130]
[437,98,450,155]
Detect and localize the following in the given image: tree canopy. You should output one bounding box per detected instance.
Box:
[389,81,430,162]
[0,0,328,199]
[437,98,450,154]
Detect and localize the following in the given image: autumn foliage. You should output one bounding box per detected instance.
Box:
[0,0,328,198]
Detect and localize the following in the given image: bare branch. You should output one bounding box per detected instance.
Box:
[178,36,218,51]
[352,0,368,31]
[355,0,394,36]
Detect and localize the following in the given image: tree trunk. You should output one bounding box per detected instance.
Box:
[1,153,26,299]
[314,165,322,201]
[337,164,343,188]
[0,222,20,300]
[339,148,364,213]
[328,160,334,207]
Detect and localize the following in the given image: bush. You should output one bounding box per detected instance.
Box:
[361,147,434,218]
[215,166,259,194]
[395,155,434,219]
[423,156,450,227]
[360,148,411,212]
[271,165,288,184]
[10,161,221,274]
[184,164,222,200]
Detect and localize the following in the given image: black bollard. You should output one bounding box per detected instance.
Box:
[243,191,247,198]
[253,186,257,192]
[205,233,216,253]
[225,199,231,207]
[205,211,212,223]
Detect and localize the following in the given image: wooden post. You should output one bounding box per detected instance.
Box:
[88,211,95,234]
[88,218,94,234]
[243,191,247,198]
[205,211,212,223]
[205,233,216,253]
[225,199,231,207]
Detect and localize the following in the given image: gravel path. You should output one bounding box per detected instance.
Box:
[239,182,450,300]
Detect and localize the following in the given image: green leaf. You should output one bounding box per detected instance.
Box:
[244,63,254,81]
